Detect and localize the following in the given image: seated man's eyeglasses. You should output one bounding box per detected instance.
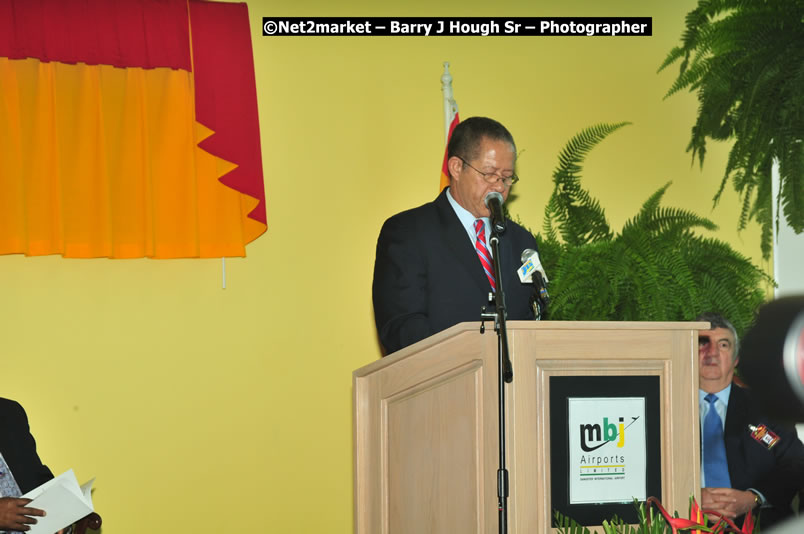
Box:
[458,156,519,188]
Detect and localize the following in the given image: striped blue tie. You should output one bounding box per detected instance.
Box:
[703,393,732,488]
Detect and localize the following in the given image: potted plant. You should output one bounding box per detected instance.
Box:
[659,0,804,258]
[527,122,770,335]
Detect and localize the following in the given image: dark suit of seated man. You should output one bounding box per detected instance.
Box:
[696,313,804,529]
[0,397,56,533]
[372,116,540,354]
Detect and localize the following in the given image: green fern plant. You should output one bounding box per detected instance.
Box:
[533,122,771,336]
[658,0,804,259]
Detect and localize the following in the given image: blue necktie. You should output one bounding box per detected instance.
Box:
[703,393,732,488]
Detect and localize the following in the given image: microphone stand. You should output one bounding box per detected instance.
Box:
[479,223,512,534]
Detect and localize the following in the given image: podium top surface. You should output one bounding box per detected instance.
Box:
[356,320,710,376]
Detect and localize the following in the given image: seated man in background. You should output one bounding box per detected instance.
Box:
[697,313,804,528]
[0,397,54,532]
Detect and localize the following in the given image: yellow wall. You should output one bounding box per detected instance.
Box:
[3,1,767,532]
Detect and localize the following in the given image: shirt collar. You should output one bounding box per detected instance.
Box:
[699,383,732,407]
[446,187,489,242]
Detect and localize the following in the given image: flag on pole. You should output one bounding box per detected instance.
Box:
[440,62,460,192]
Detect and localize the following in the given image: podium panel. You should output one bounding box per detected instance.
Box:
[354,321,705,533]
[387,361,482,532]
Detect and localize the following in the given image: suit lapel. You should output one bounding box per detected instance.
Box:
[725,385,748,436]
[724,384,751,488]
[434,191,495,296]
[497,224,518,299]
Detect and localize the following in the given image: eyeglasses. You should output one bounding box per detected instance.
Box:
[457,157,519,188]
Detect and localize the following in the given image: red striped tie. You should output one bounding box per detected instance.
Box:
[474,220,496,292]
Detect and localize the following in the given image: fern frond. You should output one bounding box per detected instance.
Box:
[544,122,630,246]
[780,139,804,232]
[661,0,804,257]
[530,122,772,334]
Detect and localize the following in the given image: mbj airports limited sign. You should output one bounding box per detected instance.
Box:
[567,397,647,505]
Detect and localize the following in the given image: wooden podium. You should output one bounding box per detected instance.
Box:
[353,321,706,533]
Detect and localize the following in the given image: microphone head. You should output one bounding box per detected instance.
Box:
[518,247,549,284]
[484,191,504,208]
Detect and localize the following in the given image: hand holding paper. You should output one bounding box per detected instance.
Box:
[0,497,46,532]
[20,469,94,534]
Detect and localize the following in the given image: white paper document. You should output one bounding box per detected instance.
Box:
[21,469,94,534]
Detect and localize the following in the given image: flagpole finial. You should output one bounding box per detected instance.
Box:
[441,61,458,118]
[441,61,452,86]
[439,62,460,192]
[441,62,458,143]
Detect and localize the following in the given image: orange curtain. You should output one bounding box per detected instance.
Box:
[0,0,265,258]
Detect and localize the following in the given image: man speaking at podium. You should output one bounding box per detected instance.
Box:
[372,117,540,355]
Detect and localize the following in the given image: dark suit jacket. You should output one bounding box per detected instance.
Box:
[372,189,539,354]
[0,398,54,494]
[722,384,804,527]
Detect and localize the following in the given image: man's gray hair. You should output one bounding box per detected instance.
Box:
[695,312,740,360]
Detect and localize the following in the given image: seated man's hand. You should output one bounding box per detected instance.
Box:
[701,487,756,520]
[0,497,45,531]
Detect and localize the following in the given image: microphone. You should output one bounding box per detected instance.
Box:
[518,248,550,310]
[518,248,550,286]
[484,192,506,234]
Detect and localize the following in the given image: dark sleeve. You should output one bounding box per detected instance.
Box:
[753,423,804,510]
[372,214,432,354]
[0,399,54,493]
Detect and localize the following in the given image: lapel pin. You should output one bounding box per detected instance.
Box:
[748,423,780,450]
